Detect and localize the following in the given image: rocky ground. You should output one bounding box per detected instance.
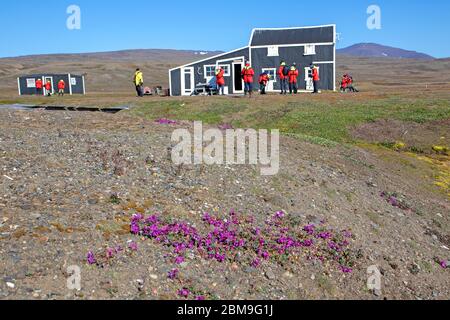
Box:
[0,109,449,300]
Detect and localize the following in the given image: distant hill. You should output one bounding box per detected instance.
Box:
[337,43,434,60]
[0,49,222,64]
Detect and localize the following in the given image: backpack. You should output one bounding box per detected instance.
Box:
[283,66,290,76]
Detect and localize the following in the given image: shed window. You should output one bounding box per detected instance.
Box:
[218,65,230,76]
[304,45,316,55]
[26,79,36,88]
[71,78,77,85]
[204,65,216,78]
[267,46,279,57]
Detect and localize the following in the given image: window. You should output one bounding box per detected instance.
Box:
[26,78,36,88]
[261,68,277,83]
[204,65,216,78]
[218,65,230,76]
[204,64,230,79]
[267,46,279,57]
[304,44,316,55]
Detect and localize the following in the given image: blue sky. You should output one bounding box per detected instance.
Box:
[1,0,449,58]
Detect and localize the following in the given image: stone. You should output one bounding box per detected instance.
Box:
[6,282,15,289]
[265,270,276,280]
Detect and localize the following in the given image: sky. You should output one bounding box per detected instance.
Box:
[0,0,449,58]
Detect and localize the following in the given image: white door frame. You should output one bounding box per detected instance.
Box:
[304,67,319,92]
[232,61,244,94]
[181,67,195,96]
[261,68,276,91]
[43,76,54,95]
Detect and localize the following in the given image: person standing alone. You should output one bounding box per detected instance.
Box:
[288,63,299,94]
[241,62,254,97]
[57,79,66,96]
[133,68,144,97]
[35,78,43,96]
[278,61,289,95]
[215,67,225,95]
[311,64,320,94]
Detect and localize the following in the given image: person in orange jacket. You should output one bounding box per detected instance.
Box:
[35,78,43,96]
[57,79,66,96]
[215,67,225,95]
[311,64,320,94]
[44,80,52,96]
[241,62,254,97]
[288,63,299,94]
[277,61,289,95]
[258,72,270,95]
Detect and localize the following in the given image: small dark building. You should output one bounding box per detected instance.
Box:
[169,25,336,96]
[17,73,86,96]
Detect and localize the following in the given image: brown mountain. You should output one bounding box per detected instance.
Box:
[338,43,434,60]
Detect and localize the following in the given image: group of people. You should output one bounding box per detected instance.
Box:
[35,78,66,96]
[340,74,358,93]
[214,61,321,97]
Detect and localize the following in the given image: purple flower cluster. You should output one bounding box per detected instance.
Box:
[130,210,355,275]
[87,251,96,265]
[380,192,411,211]
[155,118,178,125]
[87,209,358,299]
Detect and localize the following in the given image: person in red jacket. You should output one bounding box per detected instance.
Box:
[57,79,66,96]
[241,62,254,97]
[35,78,43,96]
[340,74,349,92]
[277,61,288,95]
[215,67,225,95]
[311,64,320,94]
[44,80,52,96]
[288,63,299,94]
[258,72,270,95]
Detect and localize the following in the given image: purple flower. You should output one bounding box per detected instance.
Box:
[340,266,353,273]
[274,211,285,219]
[128,241,138,251]
[106,248,115,259]
[303,224,315,235]
[87,251,96,265]
[251,258,261,268]
[168,269,179,279]
[195,295,206,301]
[261,251,270,260]
[175,256,185,264]
[178,288,190,298]
[131,223,140,235]
[440,261,448,269]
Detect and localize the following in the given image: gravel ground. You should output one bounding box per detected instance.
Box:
[0,109,449,300]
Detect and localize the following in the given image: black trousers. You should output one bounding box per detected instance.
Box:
[260,83,266,94]
[136,85,143,97]
[313,80,319,93]
[289,82,298,94]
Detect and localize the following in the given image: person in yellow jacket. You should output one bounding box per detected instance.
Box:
[133,68,144,97]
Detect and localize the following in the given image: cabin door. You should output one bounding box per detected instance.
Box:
[181,67,195,96]
[43,76,54,95]
[232,62,244,94]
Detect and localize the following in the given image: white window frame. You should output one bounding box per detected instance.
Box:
[267,46,279,57]
[204,65,217,79]
[304,44,316,55]
[261,68,277,83]
[217,64,231,77]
